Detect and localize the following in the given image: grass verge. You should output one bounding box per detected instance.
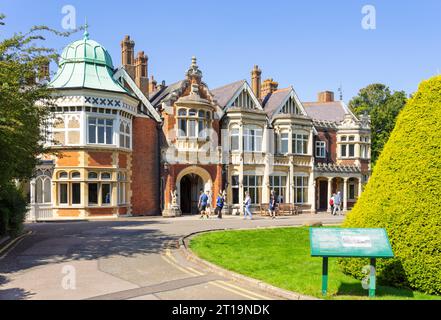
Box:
[189,227,440,300]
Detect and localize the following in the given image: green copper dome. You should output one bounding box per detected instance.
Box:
[49,30,127,93]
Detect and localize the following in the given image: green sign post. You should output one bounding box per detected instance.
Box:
[309,228,394,297]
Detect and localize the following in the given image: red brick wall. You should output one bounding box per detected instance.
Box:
[88,152,113,167]
[119,153,127,169]
[131,116,159,215]
[314,128,337,163]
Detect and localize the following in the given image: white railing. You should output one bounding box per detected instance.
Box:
[27,204,54,221]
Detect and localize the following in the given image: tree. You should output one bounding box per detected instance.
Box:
[349,84,407,164]
[340,75,441,295]
[0,14,74,235]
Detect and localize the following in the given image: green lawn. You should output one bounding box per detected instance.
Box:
[189,227,440,300]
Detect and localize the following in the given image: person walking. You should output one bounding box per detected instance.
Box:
[243,191,252,220]
[269,190,277,219]
[333,191,342,215]
[329,193,335,215]
[215,191,224,219]
[198,189,208,219]
[206,190,213,217]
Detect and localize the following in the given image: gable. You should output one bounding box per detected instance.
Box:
[231,89,257,109]
[226,82,263,111]
[279,96,302,115]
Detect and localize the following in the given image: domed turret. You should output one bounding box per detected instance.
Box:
[49,29,127,93]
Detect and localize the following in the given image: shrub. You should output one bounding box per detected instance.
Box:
[0,183,28,237]
[340,75,441,295]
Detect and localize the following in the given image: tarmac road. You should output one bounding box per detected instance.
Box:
[0,213,343,300]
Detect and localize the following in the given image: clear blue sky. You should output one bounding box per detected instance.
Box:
[2,0,441,102]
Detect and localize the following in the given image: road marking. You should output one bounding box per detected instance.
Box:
[161,249,270,300]
[164,249,205,276]
[0,231,32,260]
[216,280,272,300]
[160,254,197,277]
[210,280,259,300]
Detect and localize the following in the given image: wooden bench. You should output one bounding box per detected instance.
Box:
[259,203,301,216]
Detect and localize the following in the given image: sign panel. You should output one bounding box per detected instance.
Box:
[310,228,394,258]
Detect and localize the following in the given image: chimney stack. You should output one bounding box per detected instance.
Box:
[121,35,135,78]
[261,78,278,98]
[318,91,334,103]
[135,51,149,96]
[251,65,262,99]
[149,75,157,93]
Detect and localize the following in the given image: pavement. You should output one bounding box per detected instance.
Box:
[0,213,344,300]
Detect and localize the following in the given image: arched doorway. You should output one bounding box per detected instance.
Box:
[180,173,204,214]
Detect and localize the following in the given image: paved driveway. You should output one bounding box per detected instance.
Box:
[0,214,343,300]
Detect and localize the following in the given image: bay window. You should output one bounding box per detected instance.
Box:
[293,133,308,155]
[280,133,289,154]
[270,175,287,202]
[88,117,113,145]
[294,176,308,204]
[231,128,239,151]
[177,108,211,139]
[87,171,113,206]
[232,175,239,204]
[243,126,263,152]
[243,175,262,204]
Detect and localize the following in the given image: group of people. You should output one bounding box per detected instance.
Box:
[329,191,343,215]
[198,189,226,219]
[198,189,281,220]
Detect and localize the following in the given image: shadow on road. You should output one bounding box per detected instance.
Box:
[0,219,174,275]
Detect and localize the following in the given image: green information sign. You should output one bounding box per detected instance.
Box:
[309,228,394,297]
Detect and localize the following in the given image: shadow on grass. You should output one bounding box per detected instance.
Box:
[337,282,414,298]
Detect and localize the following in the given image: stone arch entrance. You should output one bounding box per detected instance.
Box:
[180,174,204,214]
[176,166,213,215]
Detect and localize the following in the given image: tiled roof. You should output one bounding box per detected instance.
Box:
[302,101,348,123]
[210,80,245,108]
[262,87,291,118]
[149,80,186,107]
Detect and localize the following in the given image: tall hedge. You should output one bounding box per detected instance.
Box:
[340,75,441,295]
[0,183,27,237]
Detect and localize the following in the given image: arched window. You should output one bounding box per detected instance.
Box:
[125,124,130,148]
[178,108,187,116]
[71,171,80,179]
[101,172,111,180]
[36,176,51,204]
[59,171,68,179]
[119,123,125,147]
[88,172,98,179]
[189,109,197,116]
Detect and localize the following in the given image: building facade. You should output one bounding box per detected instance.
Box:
[27,33,370,221]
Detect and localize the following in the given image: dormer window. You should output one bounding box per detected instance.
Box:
[177,107,211,139]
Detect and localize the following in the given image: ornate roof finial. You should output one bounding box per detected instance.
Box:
[83,17,89,40]
[186,56,202,83]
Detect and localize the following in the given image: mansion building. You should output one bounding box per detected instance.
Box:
[27,31,371,221]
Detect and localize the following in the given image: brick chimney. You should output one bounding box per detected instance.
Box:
[135,51,149,96]
[318,91,334,102]
[261,78,278,98]
[251,65,262,99]
[121,35,135,79]
[149,75,157,93]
